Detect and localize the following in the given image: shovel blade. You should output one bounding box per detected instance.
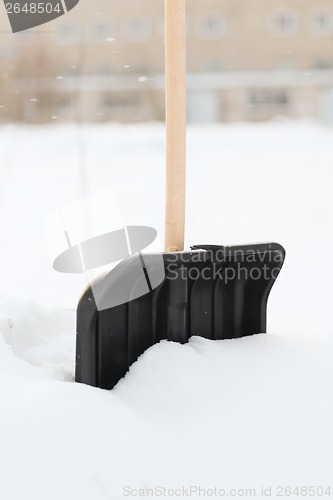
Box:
[76,242,285,389]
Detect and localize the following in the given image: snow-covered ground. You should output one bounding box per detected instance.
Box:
[0,121,332,499]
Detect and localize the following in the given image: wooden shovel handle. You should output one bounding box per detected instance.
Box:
[164,0,186,252]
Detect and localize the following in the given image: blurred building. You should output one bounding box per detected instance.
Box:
[1,0,333,123]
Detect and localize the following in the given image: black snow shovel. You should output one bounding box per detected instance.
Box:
[75,0,285,390]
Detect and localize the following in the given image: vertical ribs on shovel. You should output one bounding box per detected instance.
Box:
[75,0,285,390]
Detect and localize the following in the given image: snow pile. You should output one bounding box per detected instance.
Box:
[0,331,333,500]
[0,121,332,499]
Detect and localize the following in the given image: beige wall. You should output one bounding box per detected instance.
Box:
[1,0,333,122]
[2,0,333,73]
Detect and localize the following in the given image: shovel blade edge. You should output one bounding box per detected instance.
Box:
[76,242,285,389]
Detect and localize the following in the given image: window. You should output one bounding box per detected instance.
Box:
[92,18,116,42]
[269,10,299,37]
[313,60,332,70]
[249,89,289,109]
[53,94,72,110]
[275,59,297,71]
[123,17,152,42]
[196,13,227,40]
[203,59,223,73]
[0,46,16,60]
[310,12,332,37]
[93,64,114,75]
[55,21,81,44]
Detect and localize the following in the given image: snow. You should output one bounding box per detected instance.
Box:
[0,120,332,499]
